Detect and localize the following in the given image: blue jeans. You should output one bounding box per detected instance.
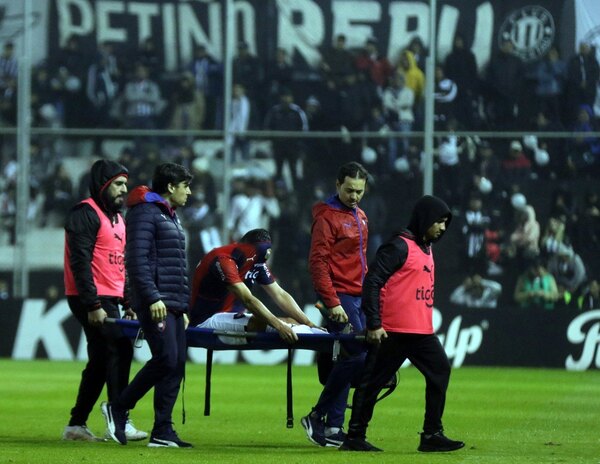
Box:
[313,293,366,428]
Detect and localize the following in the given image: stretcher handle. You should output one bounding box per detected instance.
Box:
[105,318,366,340]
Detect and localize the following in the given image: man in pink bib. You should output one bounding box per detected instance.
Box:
[63,159,146,442]
[340,195,464,453]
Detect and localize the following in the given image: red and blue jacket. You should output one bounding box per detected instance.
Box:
[308,194,368,308]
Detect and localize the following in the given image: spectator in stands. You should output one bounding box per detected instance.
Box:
[263,88,308,186]
[444,34,479,129]
[339,72,379,133]
[433,64,458,128]
[320,34,355,87]
[450,273,502,309]
[312,77,344,132]
[30,139,61,198]
[529,111,567,179]
[0,173,16,244]
[123,63,163,133]
[514,260,559,309]
[227,176,280,242]
[548,186,578,230]
[228,83,251,162]
[359,179,388,264]
[460,193,492,274]
[435,118,462,210]
[565,42,599,124]
[116,147,144,187]
[0,41,17,125]
[568,104,600,177]
[539,216,570,262]
[51,35,89,128]
[500,141,532,192]
[484,39,524,128]
[508,196,540,268]
[269,179,313,303]
[97,42,122,86]
[355,37,394,90]
[233,41,263,121]
[181,187,221,271]
[464,140,502,208]
[577,279,600,311]
[396,49,425,109]
[574,191,600,274]
[86,52,119,128]
[136,37,163,80]
[361,104,389,178]
[304,95,337,187]
[547,244,588,305]
[406,36,427,71]
[0,41,18,91]
[168,71,206,144]
[31,64,61,128]
[187,44,222,129]
[304,95,325,131]
[0,278,8,299]
[0,68,16,125]
[42,161,74,227]
[169,145,194,171]
[265,47,294,113]
[382,72,414,168]
[533,46,566,123]
[190,157,217,214]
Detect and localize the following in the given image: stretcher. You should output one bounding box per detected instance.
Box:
[108,318,367,428]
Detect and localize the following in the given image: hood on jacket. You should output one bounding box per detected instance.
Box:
[313,194,355,218]
[126,185,175,216]
[89,159,128,213]
[400,49,418,71]
[407,195,452,244]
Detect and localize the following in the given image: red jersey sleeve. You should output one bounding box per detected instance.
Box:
[216,255,244,285]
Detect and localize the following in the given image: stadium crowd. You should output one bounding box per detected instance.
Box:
[0,33,599,309]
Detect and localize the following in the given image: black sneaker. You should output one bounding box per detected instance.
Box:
[100,401,127,445]
[418,431,464,452]
[300,411,326,446]
[148,430,193,448]
[339,436,383,452]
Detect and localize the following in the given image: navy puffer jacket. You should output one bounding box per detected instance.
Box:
[125,185,189,313]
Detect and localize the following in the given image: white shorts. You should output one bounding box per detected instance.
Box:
[196,312,326,345]
[197,312,252,345]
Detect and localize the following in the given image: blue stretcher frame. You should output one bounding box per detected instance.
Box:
[108,318,367,428]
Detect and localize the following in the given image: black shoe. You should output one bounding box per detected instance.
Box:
[300,411,326,447]
[148,430,193,448]
[100,401,127,445]
[418,431,464,452]
[339,436,383,452]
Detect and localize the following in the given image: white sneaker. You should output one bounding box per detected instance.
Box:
[62,425,103,442]
[125,420,148,441]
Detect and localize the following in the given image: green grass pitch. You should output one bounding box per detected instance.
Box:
[0,359,598,463]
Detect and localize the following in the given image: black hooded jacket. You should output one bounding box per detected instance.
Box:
[64,160,128,310]
[361,195,451,330]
